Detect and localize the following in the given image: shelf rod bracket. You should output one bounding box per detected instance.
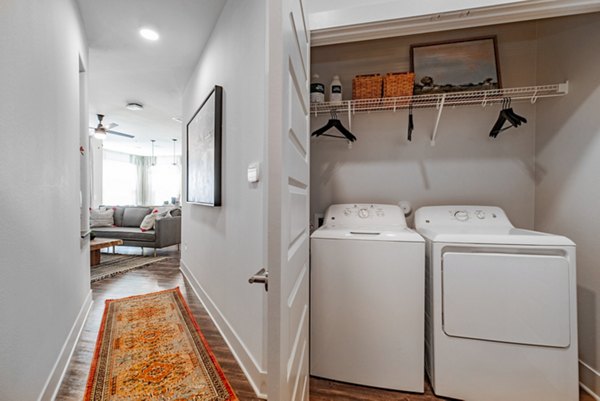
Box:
[558,80,569,95]
[347,101,352,131]
[431,94,446,146]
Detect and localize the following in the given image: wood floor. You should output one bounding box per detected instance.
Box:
[56,246,595,401]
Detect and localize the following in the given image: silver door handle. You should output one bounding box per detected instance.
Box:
[249,268,268,291]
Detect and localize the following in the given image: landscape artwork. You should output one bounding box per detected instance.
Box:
[411,37,501,95]
[186,85,222,206]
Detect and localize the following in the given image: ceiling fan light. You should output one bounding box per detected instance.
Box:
[126,102,144,111]
[140,28,159,41]
[94,129,107,140]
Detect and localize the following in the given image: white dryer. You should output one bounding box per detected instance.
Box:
[415,205,578,401]
[310,204,425,392]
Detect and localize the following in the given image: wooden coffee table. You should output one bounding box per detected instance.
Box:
[90,238,123,266]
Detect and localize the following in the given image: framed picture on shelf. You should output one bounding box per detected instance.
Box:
[186,85,223,206]
[410,36,501,95]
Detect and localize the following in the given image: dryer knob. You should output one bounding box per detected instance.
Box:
[358,208,370,218]
[454,210,469,221]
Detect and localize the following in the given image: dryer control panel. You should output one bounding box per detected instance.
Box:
[415,206,513,228]
[324,204,407,227]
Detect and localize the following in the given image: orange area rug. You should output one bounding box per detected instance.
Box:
[84,288,237,401]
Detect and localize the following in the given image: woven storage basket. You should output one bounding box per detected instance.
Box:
[352,74,383,100]
[383,72,415,97]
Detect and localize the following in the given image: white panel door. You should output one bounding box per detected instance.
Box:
[266,0,310,400]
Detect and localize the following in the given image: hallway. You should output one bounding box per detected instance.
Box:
[55,247,261,401]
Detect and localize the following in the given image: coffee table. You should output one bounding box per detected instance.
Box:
[90,238,124,267]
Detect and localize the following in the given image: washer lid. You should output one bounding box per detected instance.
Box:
[311,225,424,242]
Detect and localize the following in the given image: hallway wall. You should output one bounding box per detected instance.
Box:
[534,12,600,398]
[0,0,91,400]
[180,0,268,396]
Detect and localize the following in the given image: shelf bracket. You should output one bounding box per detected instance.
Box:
[431,94,446,146]
[347,101,352,131]
[558,81,569,95]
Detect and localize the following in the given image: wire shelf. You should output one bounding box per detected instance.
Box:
[310,82,569,115]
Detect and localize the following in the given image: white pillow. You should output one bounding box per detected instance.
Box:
[153,205,176,215]
[140,212,158,232]
[90,208,114,228]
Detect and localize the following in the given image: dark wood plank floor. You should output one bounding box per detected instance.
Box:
[55,246,261,401]
[56,246,595,401]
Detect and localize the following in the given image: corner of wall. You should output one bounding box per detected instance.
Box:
[37,291,93,401]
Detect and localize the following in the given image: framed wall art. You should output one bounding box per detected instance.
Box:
[186,85,223,206]
[410,36,501,95]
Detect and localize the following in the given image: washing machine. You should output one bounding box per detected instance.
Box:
[310,203,425,392]
[415,205,578,401]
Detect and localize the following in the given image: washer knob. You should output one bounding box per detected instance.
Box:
[358,208,370,218]
[454,210,469,221]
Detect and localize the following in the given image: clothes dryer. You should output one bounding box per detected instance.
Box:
[415,206,578,401]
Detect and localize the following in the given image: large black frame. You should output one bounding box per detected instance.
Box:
[186,85,223,206]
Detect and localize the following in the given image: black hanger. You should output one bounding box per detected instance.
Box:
[407,104,414,141]
[490,97,528,138]
[311,109,357,142]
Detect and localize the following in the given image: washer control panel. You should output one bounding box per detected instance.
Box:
[324,204,407,227]
[415,206,513,228]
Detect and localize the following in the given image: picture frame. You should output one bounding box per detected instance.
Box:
[186,85,223,206]
[410,36,501,95]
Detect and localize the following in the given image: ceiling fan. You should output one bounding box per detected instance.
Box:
[89,114,135,140]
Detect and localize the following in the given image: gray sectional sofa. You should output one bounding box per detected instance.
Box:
[92,206,181,255]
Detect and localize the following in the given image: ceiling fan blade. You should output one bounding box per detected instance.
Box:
[107,130,135,139]
[106,122,118,130]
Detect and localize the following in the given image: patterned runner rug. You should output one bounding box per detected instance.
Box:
[91,254,169,283]
[84,288,238,401]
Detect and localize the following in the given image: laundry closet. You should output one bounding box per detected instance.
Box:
[307,9,600,401]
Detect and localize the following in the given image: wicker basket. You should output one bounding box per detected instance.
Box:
[352,74,383,100]
[383,72,415,98]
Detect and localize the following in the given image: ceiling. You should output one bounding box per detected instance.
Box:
[77,0,227,156]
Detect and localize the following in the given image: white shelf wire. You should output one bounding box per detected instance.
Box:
[310,82,569,146]
[310,82,569,115]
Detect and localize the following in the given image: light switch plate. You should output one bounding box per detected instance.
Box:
[248,162,260,183]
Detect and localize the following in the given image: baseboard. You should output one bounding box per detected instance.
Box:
[38,290,93,401]
[179,261,268,399]
[580,360,600,400]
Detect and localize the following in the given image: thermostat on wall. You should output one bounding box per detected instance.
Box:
[248,162,260,183]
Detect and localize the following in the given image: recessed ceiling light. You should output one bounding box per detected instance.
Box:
[139,28,159,41]
[171,116,182,123]
[126,102,144,111]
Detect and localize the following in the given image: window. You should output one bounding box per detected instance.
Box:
[149,160,181,205]
[102,158,138,205]
[101,151,181,206]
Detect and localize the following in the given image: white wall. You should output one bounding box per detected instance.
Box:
[0,0,91,400]
[534,12,600,398]
[180,0,268,396]
[311,21,539,228]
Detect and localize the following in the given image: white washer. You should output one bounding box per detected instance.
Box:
[310,203,425,392]
[415,206,578,401]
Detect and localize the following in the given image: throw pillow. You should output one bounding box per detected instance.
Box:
[140,212,158,232]
[90,208,114,228]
